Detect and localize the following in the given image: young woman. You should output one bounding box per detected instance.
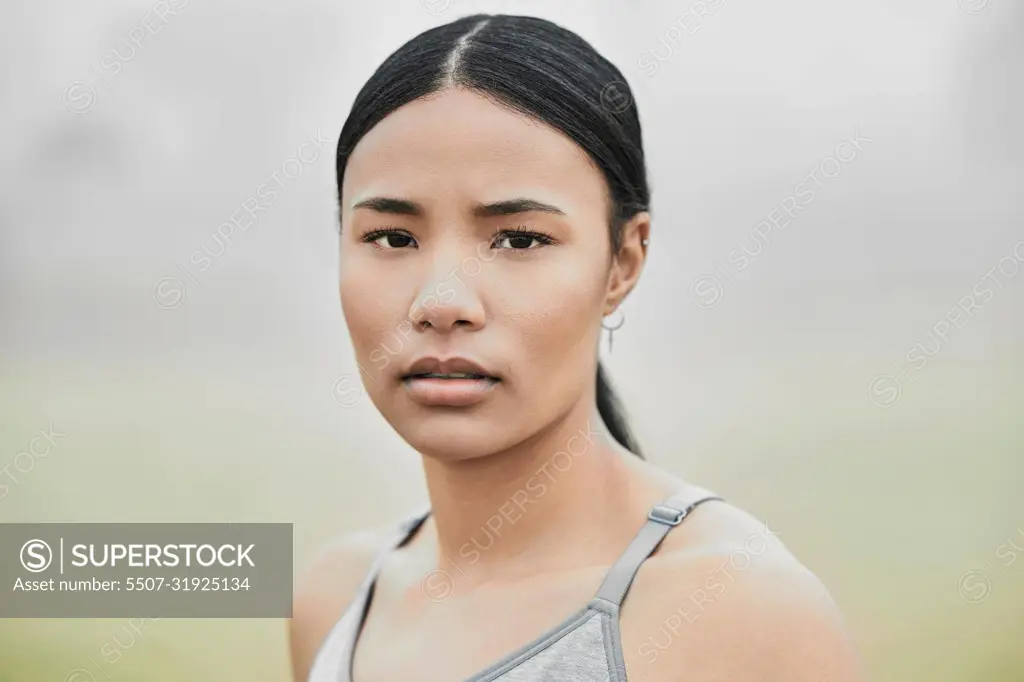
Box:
[291,13,863,682]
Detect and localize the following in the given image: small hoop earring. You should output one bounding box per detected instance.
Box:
[601,309,626,353]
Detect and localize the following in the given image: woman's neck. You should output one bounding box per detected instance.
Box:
[417,401,677,588]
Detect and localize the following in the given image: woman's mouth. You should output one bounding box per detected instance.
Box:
[401,373,501,407]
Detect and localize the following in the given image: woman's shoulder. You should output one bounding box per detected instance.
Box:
[288,516,414,682]
[623,497,865,681]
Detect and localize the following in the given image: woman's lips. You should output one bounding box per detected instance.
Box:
[402,375,500,407]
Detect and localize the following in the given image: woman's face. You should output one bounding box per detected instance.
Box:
[339,88,646,460]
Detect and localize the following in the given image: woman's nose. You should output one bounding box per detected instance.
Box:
[408,265,486,333]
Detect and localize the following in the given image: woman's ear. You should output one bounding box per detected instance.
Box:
[604,212,651,314]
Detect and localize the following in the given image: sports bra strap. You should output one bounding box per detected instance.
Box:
[594,490,724,607]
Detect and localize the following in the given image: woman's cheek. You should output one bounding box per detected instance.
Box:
[515,289,597,373]
[340,261,404,377]
[500,296,596,426]
[498,255,603,367]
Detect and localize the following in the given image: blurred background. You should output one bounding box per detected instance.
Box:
[1,0,1022,680]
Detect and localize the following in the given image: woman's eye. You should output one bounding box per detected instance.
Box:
[493,231,551,250]
[365,231,416,249]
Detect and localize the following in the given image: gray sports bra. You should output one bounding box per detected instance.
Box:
[307,489,723,682]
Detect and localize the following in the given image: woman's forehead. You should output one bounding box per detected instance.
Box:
[343,88,603,197]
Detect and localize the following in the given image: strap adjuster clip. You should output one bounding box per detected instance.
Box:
[648,504,687,526]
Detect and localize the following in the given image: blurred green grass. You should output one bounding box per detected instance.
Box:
[1,356,1021,682]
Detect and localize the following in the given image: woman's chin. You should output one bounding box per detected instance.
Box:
[396,417,515,462]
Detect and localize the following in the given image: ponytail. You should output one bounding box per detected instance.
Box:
[596,362,644,458]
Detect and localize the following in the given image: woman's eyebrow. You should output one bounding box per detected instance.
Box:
[473,198,566,218]
[351,197,423,216]
[350,197,566,218]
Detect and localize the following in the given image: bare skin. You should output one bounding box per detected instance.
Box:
[290,87,864,682]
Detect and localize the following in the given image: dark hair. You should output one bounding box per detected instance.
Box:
[335,14,648,458]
